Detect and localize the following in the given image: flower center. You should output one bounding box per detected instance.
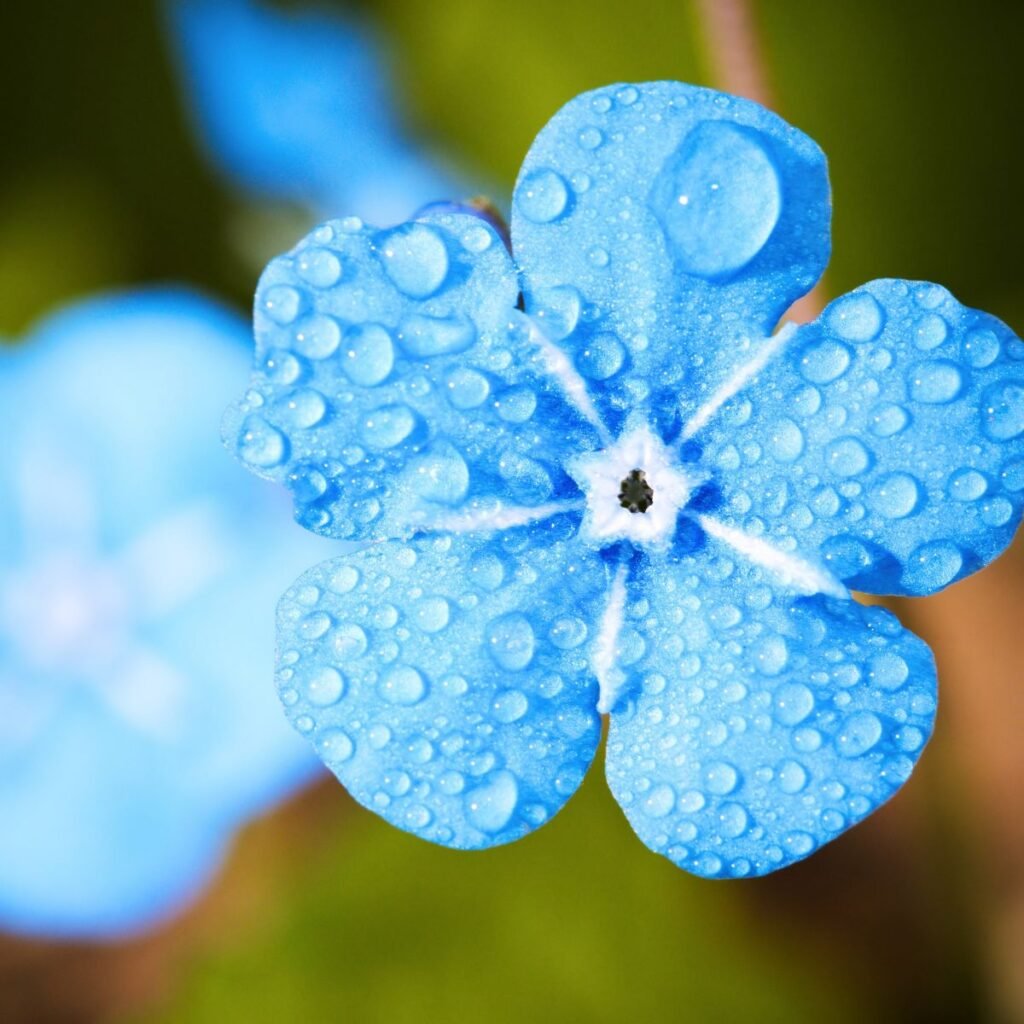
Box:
[618,469,653,514]
[566,424,704,549]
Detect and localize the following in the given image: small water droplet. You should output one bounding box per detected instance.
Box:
[398,312,477,357]
[278,388,327,429]
[962,328,1000,368]
[465,770,519,833]
[826,437,871,477]
[378,223,450,298]
[836,711,883,757]
[238,415,288,468]
[576,333,626,380]
[261,284,303,325]
[516,168,570,223]
[413,596,450,633]
[361,404,418,449]
[869,472,921,519]
[869,402,910,437]
[948,468,987,501]
[777,759,808,793]
[913,313,948,350]
[332,623,368,659]
[717,802,748,838]
[578,126,604,150]
[868,652,909,690]
[305,665,345,706]
[492,689,528,723]
[703,761,739,795]
[826,292,885,342]
[445,367,490,409]
[549,616,588,650]
[296,246,342,288]
[800,340,852,384]
[294,314,342,359]
[980,380,1024,440]
[642,784,675,818]
[409,443,470,504]
[379,665,427,705]
[317,728,354,764]
[485,613,536,671]
[767,418,805,462]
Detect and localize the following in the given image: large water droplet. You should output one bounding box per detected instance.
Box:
[654,121,781,278]
[948,469,987,502]
[825,292,885,342]
[317,728,354,764]
[902,540,963,592]
[767,418,805,462]
[296,246,342,288]
[836,711,883,757]
[869,402,910,437]
[412,596,450,633]
[379,223,450,298]
[962,328,1000,368]
[777,759,808,794]
[800,340,852,384]
[492,688,528,723]
[278,388,327,429]
[361,404,419,449]
[703,761,739,795]
[868,652,909,690]
[980,380,1024,440]
[398,313,477,357]
[774,683,814,725]
[238,415,288,468]
[485,612,536,671]
[445,367,490,409]
[332,623,368,659]
[869,472,921,519]
[826,437,871,478]
[305,666,345,706]
[531,285,581,341]
[342,323,394,386]
[465,770,519,832]
[576,333,626,380]
[294,314,342,359]
[409,443,470,505]
[752,635,789,676]
[516,168,570,224]
[642,784,676,818]
[908,360,964,404]
[261,284,303,326]
[379,665,427,705]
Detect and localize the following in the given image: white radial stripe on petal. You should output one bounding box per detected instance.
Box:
[526,320,613,445]
[682,322,798,441]
[429,500,584,533]
[594,563,628,714]
[696,513,849,599]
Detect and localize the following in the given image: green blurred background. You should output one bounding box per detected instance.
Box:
[2,1,1023,1021]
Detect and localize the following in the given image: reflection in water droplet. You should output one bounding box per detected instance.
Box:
[516,168,570,224]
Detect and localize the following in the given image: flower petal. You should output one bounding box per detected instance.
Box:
[605,553,936,877]
[697,279,1024,595]
[275,525,607,848]
[225,209,602,540]
[511,81,830,435]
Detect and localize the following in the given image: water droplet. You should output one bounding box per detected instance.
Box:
[445,367,490,409]
[869,472,921,519]
[948,469,987,501]
[549,616,588,650]
[587,246,610,268]
[908,360,964,404]
[299,611,332,640]
[962,328,1000,368]
[492,688,528,723]
[678,790,706,813]
[767,418,805,462]
[379,665,427,705]
[752,635,789,676]
[774,683,814,725]
[826,437,871,477]
[576,333,626,379]
[578,126,604,150]
[341,323,394,386]
[361,404,418,449]
[261,284,303,325]
[398,312,477,357]
[531,285,581,341]
[836,711,883,757]
[703,761,739,795]
[800,340,852,384]
[982,496,1014,526]
[868,652,909,690]
[378,223,450,298]
[653,121,781,278]
[516,168,570,224]
[642,784,675,817]
[903,540,963,592]
[826,292,885,342]
[591,94,613,113]
[263,348,303,385]
[777,759,808,793]
[869,402,910,437]
[332,623,368,659]
[238,415,288,468]
[485,613,536,671]
[980,380,1024,440]
[460,224,493,252]
[717,802,748,838]
[409,443,470,505]
[465,770,519,833]
[296,246,342,288]
[294,314,342,359]
[495,387,537,423]
[913,313,948,350]
[784,831,815,856]
[410,596,449,634]
[278,388,327,429]
[316,728,353,764]
[617,85,639,105]
[305,665,345,706]
[328,566,360,594]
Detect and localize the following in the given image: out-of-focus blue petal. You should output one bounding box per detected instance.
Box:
[696,280,1024,595]
[511,81,830,436]
[605,553,936,877]
[167,0,452,223]
[0,291,333,937]
[224,209,602,541]
[275,526,607,848]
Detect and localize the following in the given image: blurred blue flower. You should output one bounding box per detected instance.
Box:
[167,0,453,225]
[226,82,1024,877]
[0,291,332,937]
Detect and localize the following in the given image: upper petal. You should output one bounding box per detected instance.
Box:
[275,524,608,849]
[511,81,830,435]
[697,279,1024,595]
[605,552,937,878]
[224,209,602,541]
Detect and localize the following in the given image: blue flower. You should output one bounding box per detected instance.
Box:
[167,0,453,224]
[226,82,1024,877]
[0,290,332,936]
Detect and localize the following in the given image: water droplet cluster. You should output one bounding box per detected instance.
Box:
[224,209,600,540]
[606,557,936,876]
[275,528,606,848]
[512,81,830,436]
[699,279,1024,595]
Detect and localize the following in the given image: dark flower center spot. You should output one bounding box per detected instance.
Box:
[618,468,654,514]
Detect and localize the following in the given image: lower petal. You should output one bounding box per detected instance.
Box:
[605,553,937,877]
[276,524,608,849]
